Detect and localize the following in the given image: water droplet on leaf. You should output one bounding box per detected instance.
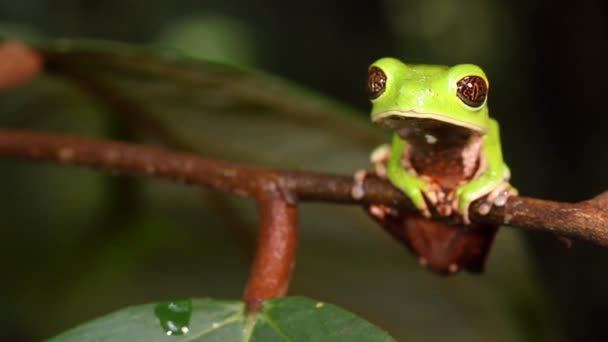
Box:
[154,299,193,336]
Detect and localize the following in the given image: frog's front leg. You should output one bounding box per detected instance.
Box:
[477,166,518,214]
[453,167,517,224]
[353,134,442,218]
[386,133,440,218]
[370,143,391,178]
[351,143,391,200]
[453,119,517,224]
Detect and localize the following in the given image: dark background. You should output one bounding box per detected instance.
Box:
[0,1,607,341]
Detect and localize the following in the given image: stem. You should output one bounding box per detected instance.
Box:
[244,182,298,312]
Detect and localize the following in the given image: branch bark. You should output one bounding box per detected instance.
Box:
[0,129,606,245]
[0,129,608,309]
[244,182,298,311]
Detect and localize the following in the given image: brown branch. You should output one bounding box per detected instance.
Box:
[0,128,606,243]
[244,182,298,311]
[0,129,608,308]
[476,194,608,248]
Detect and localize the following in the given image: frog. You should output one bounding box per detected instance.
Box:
[355,57,517,275]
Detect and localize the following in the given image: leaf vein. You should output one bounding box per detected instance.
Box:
[182,313,242,341]
[261,312,293,342]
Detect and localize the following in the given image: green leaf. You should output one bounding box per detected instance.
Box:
[33,39,387,173]
[50,297,395,341]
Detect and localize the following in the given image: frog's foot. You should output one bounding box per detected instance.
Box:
[476,182,518,216]
[454,181,517,224]
[352,145,392,200]
[351,169,369,200]
[417,200,432,219]
[368,204,397,220]
[370,144,390,178]
[423,181,455,217]
[419,176,444,215]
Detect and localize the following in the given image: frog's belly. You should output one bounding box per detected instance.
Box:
[396,120,483,192]
[409,147,470,191]
[405,137,482,192]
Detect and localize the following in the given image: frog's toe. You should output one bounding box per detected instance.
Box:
[484,182,517,209]
[460,205,472,225]
[435,204,453,217]
[413,190,432,218]
[369,204,395,219]
[354,169,367,183]
[407,189,431,218]
[374,163,387,178]
[351,169,368,199]
[474,182,517,218]
[425,183,454,216]
[419,206,432,219]
[422,177,441,204]
[423,189,438,206]
[370,144,391,164]
[493,192,509,206]
[453,191,477,224]
[370,145,390,178]
[485,182,509,206]
[477,201,493,215]
[495,185,518,206]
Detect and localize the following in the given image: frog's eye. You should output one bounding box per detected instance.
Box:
[367,66,387,100]
[456,75,487,108]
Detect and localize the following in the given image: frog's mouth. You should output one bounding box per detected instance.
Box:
[372,110,486,134]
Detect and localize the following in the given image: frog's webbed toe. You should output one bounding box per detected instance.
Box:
[453,179,517,224]
[351,169,368,199]
[475,181,518,217]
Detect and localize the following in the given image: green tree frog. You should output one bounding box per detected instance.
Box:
[357,57,517,275]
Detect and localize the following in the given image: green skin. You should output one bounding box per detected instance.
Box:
[369,57,514,223]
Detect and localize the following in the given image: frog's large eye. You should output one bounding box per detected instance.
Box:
[456,76,487,108]
[367,66,387,100]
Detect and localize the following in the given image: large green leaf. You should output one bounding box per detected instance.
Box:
[50,297,395,341]
[36,39,387,173]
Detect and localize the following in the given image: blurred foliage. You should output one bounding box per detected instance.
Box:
[0,0,606,341]
[155,14,258,66]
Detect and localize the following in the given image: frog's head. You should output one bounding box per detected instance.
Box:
[368,57,490,134]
